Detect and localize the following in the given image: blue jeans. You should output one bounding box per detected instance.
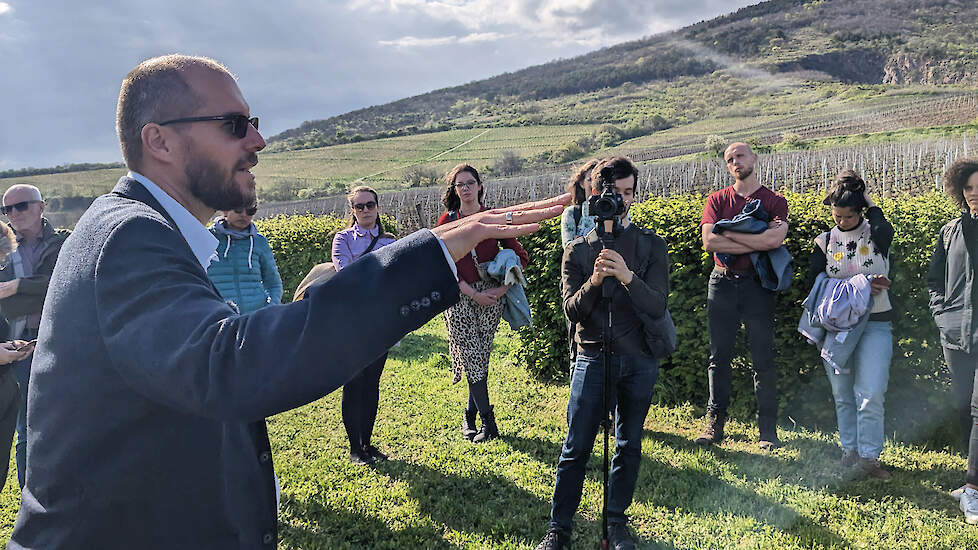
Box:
[13,353,32,489]
[824,321,892,459]
[550,351,657,533]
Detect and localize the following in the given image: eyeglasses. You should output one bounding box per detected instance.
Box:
[453,181,477,189]
[233,206,259,216]
[158,114,259,139]
[353,201,377,211]
[1,201,40,215]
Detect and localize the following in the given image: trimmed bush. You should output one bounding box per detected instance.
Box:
[514,191,961,442]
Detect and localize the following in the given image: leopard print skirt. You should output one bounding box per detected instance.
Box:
[443,279,504,384]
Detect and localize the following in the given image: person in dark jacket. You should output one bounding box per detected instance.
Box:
[207,202,283,314]
[0,183,70,488]
[8,54,568,549]
[928,157,978,524]
[535,156,669,550]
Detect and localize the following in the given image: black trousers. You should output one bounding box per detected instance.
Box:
[342,353,388,451]
[943,346,978,486]
[0,369,18,491]
[706,270,779,419]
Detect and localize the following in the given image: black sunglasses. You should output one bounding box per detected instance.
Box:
[234,206,259,216]
[353,201,377,211]
[1,200,40,215]
[158,114,259,139]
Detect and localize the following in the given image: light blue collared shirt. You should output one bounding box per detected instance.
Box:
[128,171,219,270]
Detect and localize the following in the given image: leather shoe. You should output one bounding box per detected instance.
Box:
[608,523,635,550]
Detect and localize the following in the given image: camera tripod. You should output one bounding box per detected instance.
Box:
[596,217,622,550]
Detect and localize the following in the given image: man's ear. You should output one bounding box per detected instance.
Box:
[141,123,177,164]
[38,201,45,215]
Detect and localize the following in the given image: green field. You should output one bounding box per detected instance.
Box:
[1,318,971,548]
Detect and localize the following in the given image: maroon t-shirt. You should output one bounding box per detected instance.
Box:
[701,185,788,271]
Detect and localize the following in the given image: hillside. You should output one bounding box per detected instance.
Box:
[268,0,978,151]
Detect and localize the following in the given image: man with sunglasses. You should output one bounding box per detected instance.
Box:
[207,202,283,315]
[0,184,69,491]
[9,54,568,549]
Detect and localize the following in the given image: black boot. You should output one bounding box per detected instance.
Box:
[758,415,781,450]
[461,407,478,440]
[694,411,726,446]
[472,406,498,443]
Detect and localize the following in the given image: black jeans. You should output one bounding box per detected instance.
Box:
[706,270,778,419]
[943,347,978,486]
[342,353,388,451]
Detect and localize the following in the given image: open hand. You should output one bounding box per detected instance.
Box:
[433,195,571,262]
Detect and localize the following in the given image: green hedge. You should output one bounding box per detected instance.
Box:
[514,191,962,442]
[256,214,396,302]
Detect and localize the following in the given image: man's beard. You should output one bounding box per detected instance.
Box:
[734,166,754,181]
[185,151,257,212]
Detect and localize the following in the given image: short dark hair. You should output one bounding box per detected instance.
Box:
[590,156,640,196]
[823,169,868,211]
[116,54,232,169]
[944,158,978,211]
[441,163,483,212]
[566,159,599,206]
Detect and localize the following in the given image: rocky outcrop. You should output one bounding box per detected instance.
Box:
[776,49,888,83]
[884,52,978,85]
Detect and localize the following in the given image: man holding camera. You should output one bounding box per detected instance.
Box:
[536,156,669,550]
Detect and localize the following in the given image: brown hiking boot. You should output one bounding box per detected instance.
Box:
[857,458,892,481]
[695,412,726,446]
[757,415,781,451]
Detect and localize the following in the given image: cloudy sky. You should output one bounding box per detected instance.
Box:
[0,0,756,170]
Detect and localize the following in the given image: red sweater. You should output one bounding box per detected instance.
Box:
[436,208,529,284]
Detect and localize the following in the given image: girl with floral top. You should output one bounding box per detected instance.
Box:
[806,170,895,481]
[331,186,396,465]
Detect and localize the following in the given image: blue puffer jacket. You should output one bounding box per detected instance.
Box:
[206,220,283,314]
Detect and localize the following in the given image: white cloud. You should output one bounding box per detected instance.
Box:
[0,3,11,16]
[380,31,506,48]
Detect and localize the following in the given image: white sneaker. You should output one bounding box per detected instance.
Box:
[951,485,967,501]
[960,487,978,525]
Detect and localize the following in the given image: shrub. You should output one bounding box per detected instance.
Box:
[705,134,726,156]
[513,190,961,443]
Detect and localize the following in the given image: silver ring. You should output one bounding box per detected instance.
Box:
[505,212,513,225]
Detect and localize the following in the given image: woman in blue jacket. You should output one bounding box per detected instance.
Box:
[207,203,283,314]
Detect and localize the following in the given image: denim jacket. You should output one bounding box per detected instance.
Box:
[487,249,531,330]
[712,199,793,291]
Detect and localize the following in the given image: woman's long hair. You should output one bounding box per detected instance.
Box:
[441,163,483,212]
[348,185,394,238]
[566,159,599,206]
[0,223,15,264]
[823,169,868,211]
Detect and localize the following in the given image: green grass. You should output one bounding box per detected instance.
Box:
[1,317,970,548]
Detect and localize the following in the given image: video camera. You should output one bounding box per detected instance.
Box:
[587,165,626,222]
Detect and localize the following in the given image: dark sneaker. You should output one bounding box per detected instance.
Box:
[758,416,780,450]
[363,445,388,462]
[534,528,569,550]
[608,523,636,550]
[840,450,859,468]
[695,412,726,446]
[349,448,376,466]
[857,458,892,481]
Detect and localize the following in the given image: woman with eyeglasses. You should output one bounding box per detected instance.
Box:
[437,163,528,443]
[206,201,283,314]
[331,185,397,465]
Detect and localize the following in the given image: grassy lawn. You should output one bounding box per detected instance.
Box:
[0,318,973,548]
